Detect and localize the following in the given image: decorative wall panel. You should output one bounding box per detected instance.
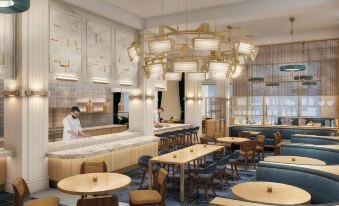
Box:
[87,18,112,80]
[50,1,83,76]
[115,25,138,86]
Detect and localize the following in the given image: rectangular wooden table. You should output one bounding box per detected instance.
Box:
[149,144,224,201]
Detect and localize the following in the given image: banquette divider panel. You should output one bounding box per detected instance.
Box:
[48,142,158,182]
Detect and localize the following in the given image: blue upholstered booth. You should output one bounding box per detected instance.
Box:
[291,134,339,145]
[280,144,339,165]
[256,162,339,204]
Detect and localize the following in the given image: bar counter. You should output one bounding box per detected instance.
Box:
[48,131,159,182]
[0,148,14,188]
[154,123,192,135]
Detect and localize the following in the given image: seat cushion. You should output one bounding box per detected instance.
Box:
[240,150,254,156]
[23,197,59,206]
[128,190,162,204]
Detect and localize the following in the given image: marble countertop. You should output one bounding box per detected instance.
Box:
[0,148,15,158]
[47,131,159,159]
[49,124,126,133]
[154,123,192,134]
[47,135,158,159]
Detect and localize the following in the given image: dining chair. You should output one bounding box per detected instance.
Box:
[12,177,59,206]
[273,132,282,155]
[138,155,161,189]
[239,140,256,170]
[80,161,108,174]
[238,131,251,139]
[76,196,118,206]
[129,168,168,206]
[255,134,265,160]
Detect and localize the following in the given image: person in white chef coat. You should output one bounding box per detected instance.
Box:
[153,107,164,127]
[63,106,89,141]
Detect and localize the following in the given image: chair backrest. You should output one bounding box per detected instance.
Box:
[12,177,30,206]
[273,132,281,146]
[240,140,256,154]
[80,161,108,174]
[256,135,265,147]
[138,155,152,167]
[155,168,168,204]
[239,131,251,138]
[76,196,118,206]
[205,119,216,138]
[276,131,282,143]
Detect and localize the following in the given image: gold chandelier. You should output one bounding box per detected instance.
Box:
[128,11,259,80]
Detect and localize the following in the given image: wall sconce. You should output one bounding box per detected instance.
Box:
[55,73,79,81]
[2,90,20,97]
[91,78,109,84]
[128,95,143,100]
[184,97,203,101]
[25,90,49,97]
[119,80,133,86]
[146,95,155,100]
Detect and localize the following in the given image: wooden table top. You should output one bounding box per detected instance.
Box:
[264,155,326,166]
[57,173,131,195]
[217,137,250,144]
[232,181,311,205]
[150,144,224,165]
[209,197,267,206]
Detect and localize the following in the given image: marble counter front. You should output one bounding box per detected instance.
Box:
[154,123,193,135]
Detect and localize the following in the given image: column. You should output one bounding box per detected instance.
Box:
[5,0,49,192]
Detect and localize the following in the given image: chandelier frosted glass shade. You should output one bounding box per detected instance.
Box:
[208,72,227,80]
[165,72,182,81]
[149,39,172,54]
[229,65,243,78]
[173,62,198,73]
[208,62,230,72]
[128,44,140,63]
[236,41,254,55]
[146,63,165,79]
[0,0,29,13]
[193,38,220,51]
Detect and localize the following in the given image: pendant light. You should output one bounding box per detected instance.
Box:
[0,0,29,13]
[280,17,306,72]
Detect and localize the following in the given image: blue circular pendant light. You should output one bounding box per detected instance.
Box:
[0,0,30,13]
[280,64,306,72]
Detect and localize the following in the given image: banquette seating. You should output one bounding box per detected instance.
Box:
[280,144,339,165]
[291,134,339,145]
[256,162,339,205]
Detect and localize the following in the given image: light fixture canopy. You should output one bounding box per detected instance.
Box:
[2,90,20,97]
[0,0,29,13]
[55,73,79,81]
[91,78,110,84]
[25,90,49,96]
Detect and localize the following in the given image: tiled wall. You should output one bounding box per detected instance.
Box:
[49,83,113,130]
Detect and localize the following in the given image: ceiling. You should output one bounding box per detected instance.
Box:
[103,0,252,18]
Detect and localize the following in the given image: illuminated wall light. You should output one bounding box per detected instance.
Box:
[25,90,49,97]
[165,72,182,81]
[128,95,144,100]
[119,80,133,86]
[2,90,20,97]
[91,78,109,84]
[184,97,195,101]
[173,62,197,73]
[187,72,206,81]
[55,73,79,81]
[146,95,155,100]
[149,39,172,54]
[193,38,220,51]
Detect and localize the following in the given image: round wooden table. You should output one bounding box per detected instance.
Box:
[232,181,311,205]
[217,137,249,144]
[57,173,131,196]
[264,155,326,166]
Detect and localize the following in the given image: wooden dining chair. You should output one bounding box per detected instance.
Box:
[12,177,59,206]
[239,140,256,170]
[80,161,108,174]
[255,135,265,160]
[238,131,251,139]
[128,168,168,206]
[273,132,282,155]
[76,196,118,206]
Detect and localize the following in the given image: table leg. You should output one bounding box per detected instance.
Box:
[148,160,153,189]
[180,164,185,201]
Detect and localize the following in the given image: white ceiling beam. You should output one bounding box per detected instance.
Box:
[61,0,144,30]
[144,0,338,29]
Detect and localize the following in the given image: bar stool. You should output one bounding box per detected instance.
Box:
[175,129,186,150]
[157,132,169,151]
[138,155,160,189]
[185,128,194,146]
[192,126,200,144]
